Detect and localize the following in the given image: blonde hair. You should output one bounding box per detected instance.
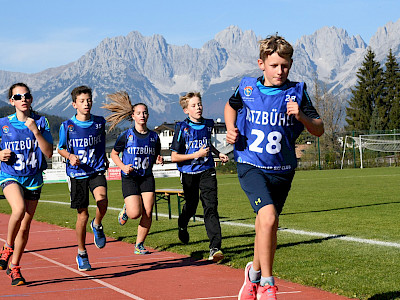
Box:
[179,91,201,109]
[259,35,293,62]
[102,91,133,131]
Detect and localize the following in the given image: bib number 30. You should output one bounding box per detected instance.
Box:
[249,129,282,154]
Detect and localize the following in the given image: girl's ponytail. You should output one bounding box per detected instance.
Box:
[102,91,133,131]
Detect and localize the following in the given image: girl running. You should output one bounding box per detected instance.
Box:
[0,83,53,285]
[103,92,163,254]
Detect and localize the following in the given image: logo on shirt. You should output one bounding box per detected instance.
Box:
[150,137,155,142]
[128,135,134,141]
[244,86,253,97]
[68,124,74,132]
[2,126,9,134]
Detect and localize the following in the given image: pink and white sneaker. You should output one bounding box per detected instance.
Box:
[257,284,278,300]
[238,262,259,300]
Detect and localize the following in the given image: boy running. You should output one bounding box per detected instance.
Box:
[224,35,324,299]
[171,92,229,262]
[57,85,109,271]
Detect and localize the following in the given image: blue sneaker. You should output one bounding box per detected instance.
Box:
[118,204,128,226]
[134,242,150,255]
[90,219,106,249]
[76,253,91,271]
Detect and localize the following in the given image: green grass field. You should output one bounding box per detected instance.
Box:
[1,167,400,299]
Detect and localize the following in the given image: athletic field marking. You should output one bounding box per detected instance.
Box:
[0,287,107,298]
[182,290,302,300]
[181,296,237,299]
[0,237,144,300]
[21,254,184,271]
[39,200,400,249]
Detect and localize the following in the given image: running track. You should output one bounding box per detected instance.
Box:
[0,214,351,299]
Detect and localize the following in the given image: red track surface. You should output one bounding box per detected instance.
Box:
[0,214,352,299]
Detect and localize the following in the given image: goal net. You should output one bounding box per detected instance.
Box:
[341,133,400,168]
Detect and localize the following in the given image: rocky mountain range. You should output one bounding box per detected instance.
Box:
[1,18,400,128]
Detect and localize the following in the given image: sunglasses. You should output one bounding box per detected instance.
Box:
[11,93,32,101]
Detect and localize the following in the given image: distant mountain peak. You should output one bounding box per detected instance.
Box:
[1,19,399,127]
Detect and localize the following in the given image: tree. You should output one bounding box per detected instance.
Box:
[384,49,400,130]
[345,48,384,131]
[311,77,345,166]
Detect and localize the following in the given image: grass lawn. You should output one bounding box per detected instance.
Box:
[1,167,400,299]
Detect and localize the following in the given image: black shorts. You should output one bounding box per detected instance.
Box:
[0,181,41,201]
[122,175,155,198]
[68,173,107,209]
[237,163,295,215]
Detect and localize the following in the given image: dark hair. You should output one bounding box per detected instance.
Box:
[132,102,148,113]
[71,85,92,102]
[8,82,31,99]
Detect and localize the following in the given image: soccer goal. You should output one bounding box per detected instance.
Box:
[341,133,400,169]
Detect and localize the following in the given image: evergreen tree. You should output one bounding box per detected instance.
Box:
[384,49,400,130]
[345,48,384,131]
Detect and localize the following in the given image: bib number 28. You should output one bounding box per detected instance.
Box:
[249,129,282,154]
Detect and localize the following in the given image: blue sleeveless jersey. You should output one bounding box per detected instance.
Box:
[63,115,107,178]
[0,114,48,176]
[175,118,215,174]
[234,77,305,173]
[120,129,159,177]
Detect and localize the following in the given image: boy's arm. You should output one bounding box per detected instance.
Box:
[57,124,80,166]
[287,98,324,137]
[224,101,239,144]
[57,148,80,166]
[170,122,209,163]
[210,144,229,163]
[170,145,209,163]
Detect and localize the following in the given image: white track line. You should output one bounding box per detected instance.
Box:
[0,237,144,300]
[39,200,400,249]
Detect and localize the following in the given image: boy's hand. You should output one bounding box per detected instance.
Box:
[197,144,209,158]
[156,155,164,165]
[69,154,81,166]
[286,98,300,119]
[0,149,12,162]
[25,117,39,135]
[219,153,229,163]
[121,164,134,174]
[105,159,110,170]
[226,128,239,144]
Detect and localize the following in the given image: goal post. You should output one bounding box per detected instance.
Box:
[341,133,400,169]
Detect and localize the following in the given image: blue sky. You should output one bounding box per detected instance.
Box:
[1,0,399,73]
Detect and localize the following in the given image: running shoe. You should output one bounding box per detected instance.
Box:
[76,253,92,271]
[178,227,189,244]
[6,265,26,286]
[134,242,150,255]
[257,284,278,300]
[90,218,106,249]
[0,245,13,270]
[208,248,224,263]
[118,204,128,226]
[238,262,259,300]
